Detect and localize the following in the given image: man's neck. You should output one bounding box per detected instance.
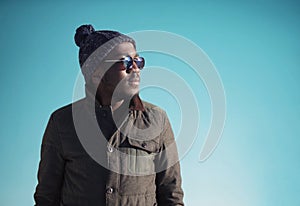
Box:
[110,99,124,112]
[95,88,126,112]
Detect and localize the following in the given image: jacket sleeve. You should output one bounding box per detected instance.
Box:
[34,114,65,206]
[155,113,184,205]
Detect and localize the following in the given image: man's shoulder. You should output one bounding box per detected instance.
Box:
[50,98,86,121]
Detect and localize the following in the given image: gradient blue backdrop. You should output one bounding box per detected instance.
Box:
[0,0,299,205]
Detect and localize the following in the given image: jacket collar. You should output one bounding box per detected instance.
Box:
[85,84,145,111]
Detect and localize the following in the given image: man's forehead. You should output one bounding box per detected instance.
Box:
[107,42,137,58]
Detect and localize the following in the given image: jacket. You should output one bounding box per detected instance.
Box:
[34,91,184,206]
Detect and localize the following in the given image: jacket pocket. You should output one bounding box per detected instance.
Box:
[127,138,160,153]
[123,138,160,175]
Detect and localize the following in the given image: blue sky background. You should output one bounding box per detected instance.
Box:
[0,0,299,205]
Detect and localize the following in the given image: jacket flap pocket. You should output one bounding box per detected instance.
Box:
[127,138,160,153]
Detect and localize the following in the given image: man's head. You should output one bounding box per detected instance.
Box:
[74,24,144,99]
[92,42,143,99]
[74,24,137,82]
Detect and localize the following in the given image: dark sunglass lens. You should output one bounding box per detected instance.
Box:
[123,56,133,70]
[136,57,145,69]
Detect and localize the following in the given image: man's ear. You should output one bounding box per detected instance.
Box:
[91,68,105,86]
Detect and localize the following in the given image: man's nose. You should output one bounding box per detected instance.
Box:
[130,61,140,73]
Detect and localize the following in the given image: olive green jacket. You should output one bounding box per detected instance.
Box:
[34,92,184,206]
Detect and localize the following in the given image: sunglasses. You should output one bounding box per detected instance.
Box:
[104,55,145,71]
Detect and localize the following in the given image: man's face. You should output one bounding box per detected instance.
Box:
[93,42,141,100]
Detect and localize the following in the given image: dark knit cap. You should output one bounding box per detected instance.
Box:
[74,24,136,82]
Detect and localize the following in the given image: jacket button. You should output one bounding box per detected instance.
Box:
[107,145,113,153]
[106,187,113,194]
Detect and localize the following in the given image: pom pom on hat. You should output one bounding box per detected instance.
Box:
[74,24,95,48]
[74,24,136,82]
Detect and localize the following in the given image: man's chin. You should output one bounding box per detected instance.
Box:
[127,89,139,98]
[114,89,139,100]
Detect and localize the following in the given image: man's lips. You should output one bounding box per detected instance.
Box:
[128,78,140,82]
[128,78,140,85]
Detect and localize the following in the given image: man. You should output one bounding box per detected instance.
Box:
[34,24,184,205]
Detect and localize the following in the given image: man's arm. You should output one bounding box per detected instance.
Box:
[155,113,184,205]
[34,114,65,206]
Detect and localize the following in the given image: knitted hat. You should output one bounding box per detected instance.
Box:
[74,24,136,82]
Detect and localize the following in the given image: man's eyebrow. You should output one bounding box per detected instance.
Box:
[119,53,139,58]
